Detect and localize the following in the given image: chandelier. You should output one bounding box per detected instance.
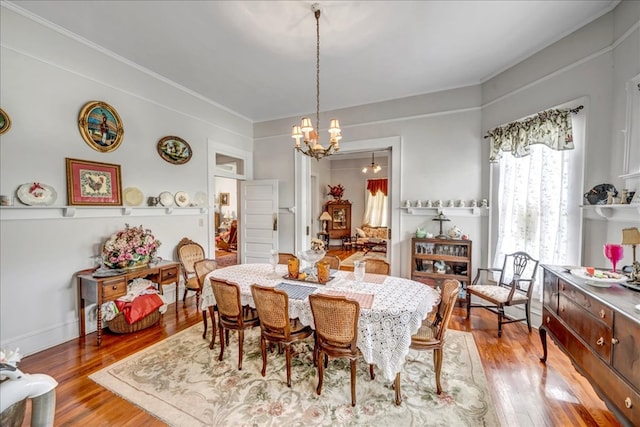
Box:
[362,152,382,174]
[291,3,341,161]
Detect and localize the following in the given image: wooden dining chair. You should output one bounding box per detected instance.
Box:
[403,279,461,402]
[278,253,296,264]
[250,284,313,387]
[309,293,375,407]
[176,237,205,308]
[364,259,390,275]
[466,251,539,337]
[210,278,260,370]
[319,255,341,270]
[194,259,217,341]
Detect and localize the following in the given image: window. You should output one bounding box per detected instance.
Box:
[489,105,584,299]
[363,178,388,227]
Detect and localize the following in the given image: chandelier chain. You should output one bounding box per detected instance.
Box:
[315,8,320,133]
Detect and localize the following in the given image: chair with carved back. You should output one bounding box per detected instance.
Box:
[278,253,296,264]
[309,293,375,407]
[364,259,390,275]
[250,284,313,387]
[193,259,218,341]
[319,255,341,270]
[217,220,237,251]
[176,237,205,308]
[401,279,461,403]
[209,278,260,370]
[466,251,539,337]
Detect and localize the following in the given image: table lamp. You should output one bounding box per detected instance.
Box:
[319,211,332,233]
[621,227,640,283]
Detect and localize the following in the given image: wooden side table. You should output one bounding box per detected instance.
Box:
[76,260,180,346]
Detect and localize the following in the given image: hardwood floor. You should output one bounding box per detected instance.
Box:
[16,264,621,426]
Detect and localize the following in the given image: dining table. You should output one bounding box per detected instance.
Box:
[200,263,440,404]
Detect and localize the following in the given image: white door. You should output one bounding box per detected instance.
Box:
[240,180,278,264]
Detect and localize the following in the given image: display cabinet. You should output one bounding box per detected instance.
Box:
[410,237,472,304]
[326,201,351,239]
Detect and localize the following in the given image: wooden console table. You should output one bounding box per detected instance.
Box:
[76,260,180,346]
[540,265,640,426]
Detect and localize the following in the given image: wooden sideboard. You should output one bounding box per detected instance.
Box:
[76,260,180,345]
[540,265,640,426]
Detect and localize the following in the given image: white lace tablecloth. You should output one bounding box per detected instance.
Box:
[201,263,440,381]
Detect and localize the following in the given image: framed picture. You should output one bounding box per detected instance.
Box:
[65,158,122,206]
[220,193,230,206]
[0,107,11,135]
[78,101,124,152]
[157,136,192,165]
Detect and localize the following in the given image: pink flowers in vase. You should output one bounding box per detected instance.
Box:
[102,224,161,269]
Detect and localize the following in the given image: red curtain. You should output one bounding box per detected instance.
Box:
[367,178,388,196]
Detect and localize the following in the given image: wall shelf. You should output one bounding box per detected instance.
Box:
[400,206,489,217]
[0,205,208,221]
[580,204,640,221]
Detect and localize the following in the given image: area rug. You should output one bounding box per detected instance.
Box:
[341,251,387,268]
[90,325,499,426]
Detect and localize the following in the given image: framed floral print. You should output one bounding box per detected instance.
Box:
[78,101,124,152]
[0,107,11,135]
[65,158,122,206]
[157,136,192,165]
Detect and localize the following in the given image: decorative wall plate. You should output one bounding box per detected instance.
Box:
[123,187,144,206]
[157,136,192,165]
[193,191,207,206]
[174,191,190,207]
[0,107,11,135]
[16,182,57,206]
[159,191,174,207]
[77,101,124,153]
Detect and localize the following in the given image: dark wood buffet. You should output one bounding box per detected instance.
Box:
[540,265,640,427]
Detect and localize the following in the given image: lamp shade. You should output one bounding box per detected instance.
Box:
[621,227,640,245]
[319,211,332,221]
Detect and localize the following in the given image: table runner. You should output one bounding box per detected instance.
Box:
[324,289,375,309]
[275,282,317,300]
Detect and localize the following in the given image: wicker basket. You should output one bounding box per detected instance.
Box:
[107,309,161,334]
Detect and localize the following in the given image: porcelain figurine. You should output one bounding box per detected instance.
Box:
[447,225,462,239]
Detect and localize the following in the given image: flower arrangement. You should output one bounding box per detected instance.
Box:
[327,184,345,200]
[310,238,326,253]
[102,224,161,269]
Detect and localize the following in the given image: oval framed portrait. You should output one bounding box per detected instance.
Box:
[157,136,192,165]
[78,101,124,153]
[0,107,12,135]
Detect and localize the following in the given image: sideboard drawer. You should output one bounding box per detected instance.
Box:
[612,313,640,391]
[558,293,612,362]
[101,278,126,300]
[559,279,613,327]
[543,273,559,314]
[160,265,179,283]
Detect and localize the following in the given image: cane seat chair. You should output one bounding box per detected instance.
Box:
[278,253,296,264]
[404,279,461,401]
[250,285,313,387]
[466,251,539,337]
[194,259,218,341]
[210,279,260,369]
[319,255,341,270]
[309,293,375,407]
[176,237,205,307]
[364,259,390,275]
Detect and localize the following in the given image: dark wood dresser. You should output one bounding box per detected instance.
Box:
[540,265,640,426]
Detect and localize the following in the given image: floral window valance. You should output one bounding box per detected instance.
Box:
[367,178,387,196]
[487,107,578,162]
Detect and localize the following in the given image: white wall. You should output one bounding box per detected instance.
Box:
[0,6,253,355]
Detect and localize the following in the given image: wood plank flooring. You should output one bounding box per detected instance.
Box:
[16,254,621,426]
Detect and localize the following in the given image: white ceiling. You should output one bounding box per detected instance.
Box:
[9,0,618,123]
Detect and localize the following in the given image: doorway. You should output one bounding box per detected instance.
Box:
[296,136,402,275]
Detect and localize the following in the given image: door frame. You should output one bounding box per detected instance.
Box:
[207,138,253,258]
[295,136,402,275]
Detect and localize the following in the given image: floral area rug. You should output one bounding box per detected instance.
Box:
[90,325,500,426]
[341,251,388,268]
